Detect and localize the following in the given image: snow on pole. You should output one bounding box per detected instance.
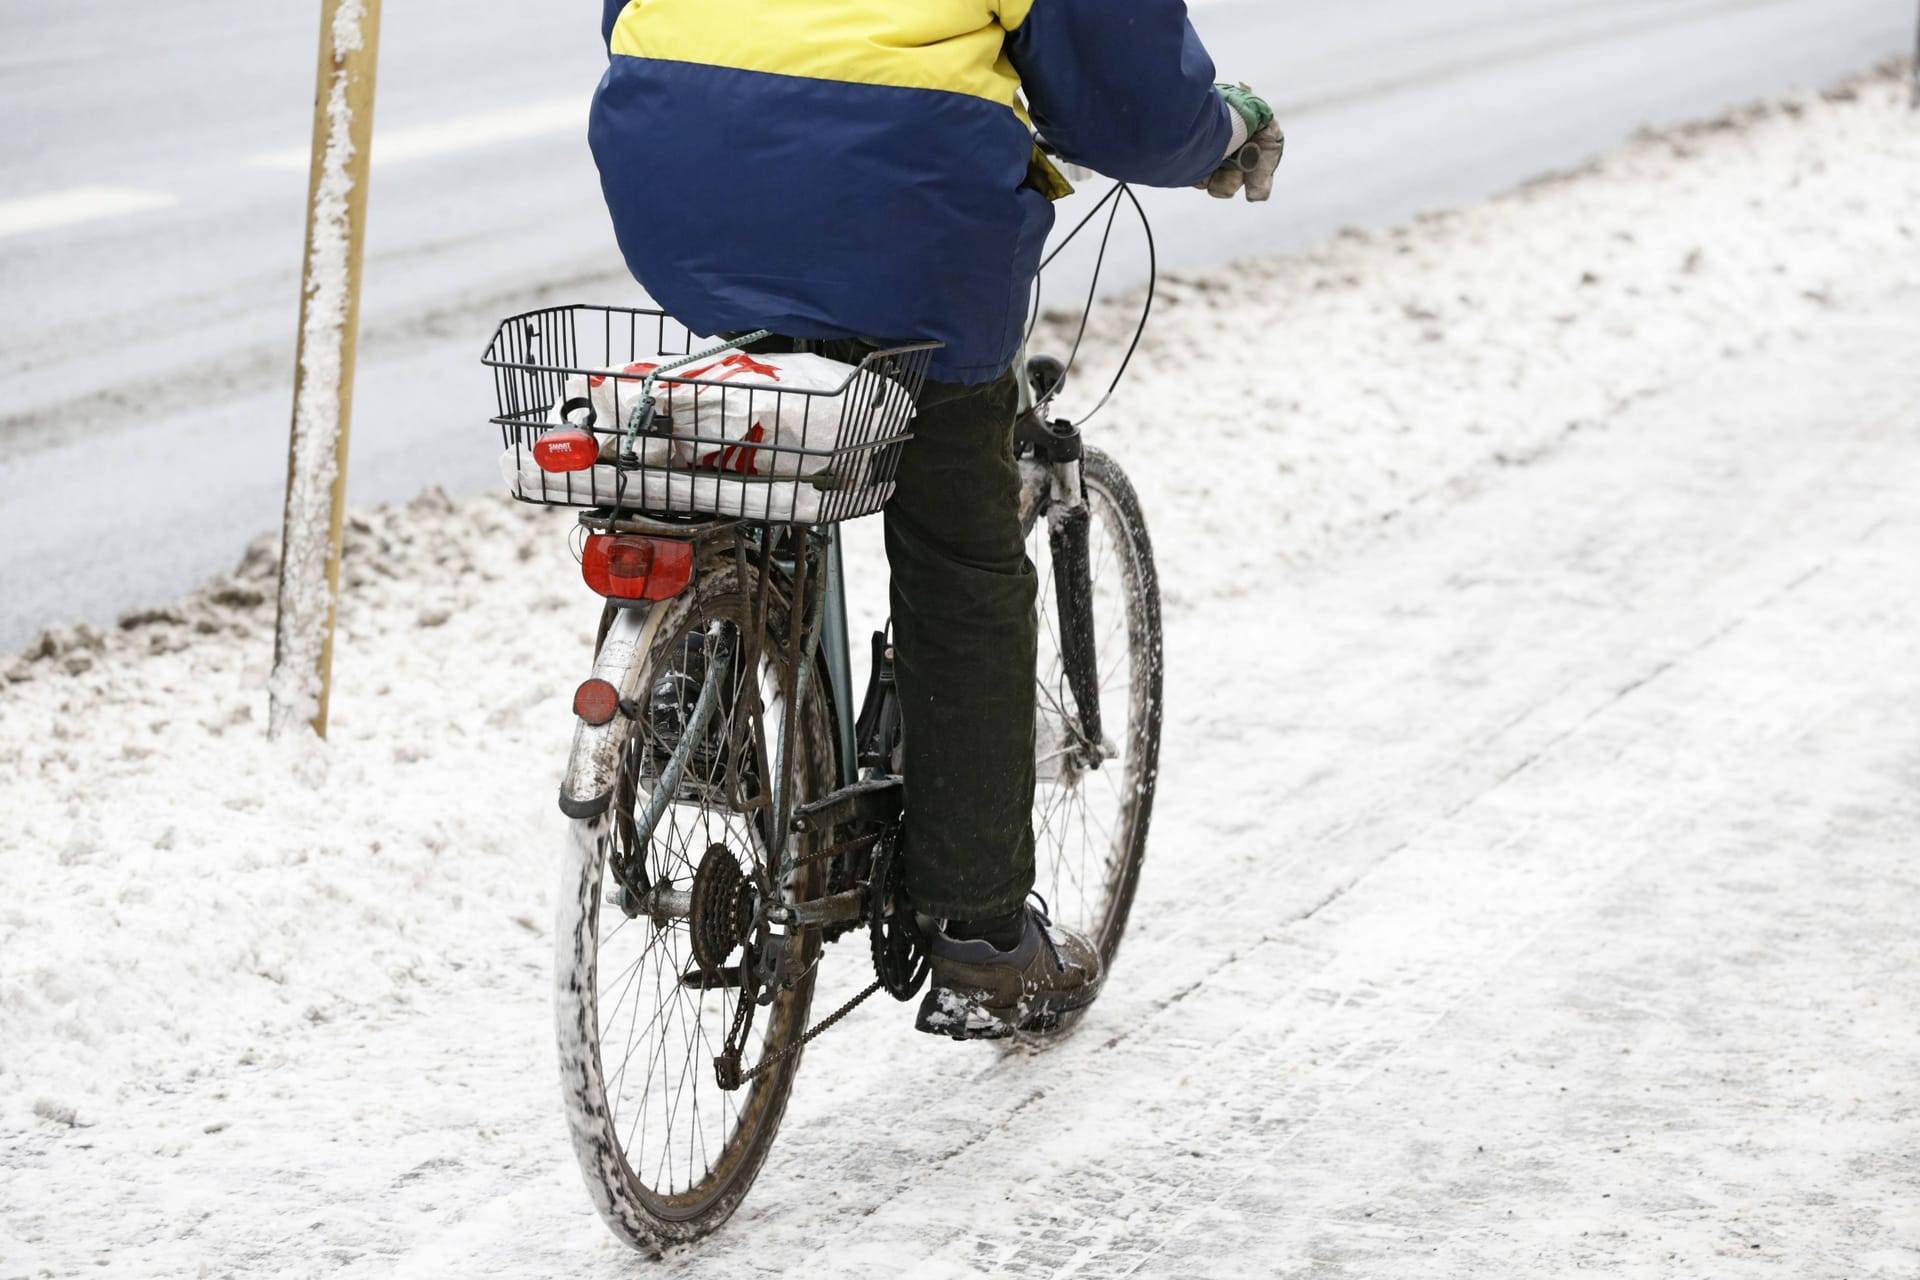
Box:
[270,0,382,740]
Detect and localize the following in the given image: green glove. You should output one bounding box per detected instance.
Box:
[1203,84,1284,203]
[1218,83,1274,137]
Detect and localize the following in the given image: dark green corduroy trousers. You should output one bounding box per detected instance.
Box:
[883,370,1038,920]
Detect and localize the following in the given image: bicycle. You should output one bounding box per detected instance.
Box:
[483,279,1163,1248]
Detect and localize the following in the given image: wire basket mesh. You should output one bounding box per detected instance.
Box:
[484,306,938,524]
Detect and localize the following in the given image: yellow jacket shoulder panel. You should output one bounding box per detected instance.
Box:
[609,0,1035,108]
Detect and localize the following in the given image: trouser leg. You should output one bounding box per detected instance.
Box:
[883,369,1037,920]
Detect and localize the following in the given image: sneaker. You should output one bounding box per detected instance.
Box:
[914,898,1104,1041]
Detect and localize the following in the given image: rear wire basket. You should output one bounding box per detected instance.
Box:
[484,306,938,525]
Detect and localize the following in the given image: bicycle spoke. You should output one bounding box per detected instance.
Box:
[561,556,836,1234]
[1025,459,1160,962]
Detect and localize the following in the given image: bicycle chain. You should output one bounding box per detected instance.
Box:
[712,832,893,1090]
[715,971,758,1092]
[713,826,901,1090]
[794,832,880,869]
[728,978,886,1089]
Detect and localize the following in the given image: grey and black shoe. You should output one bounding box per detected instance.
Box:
[914,898,1104,1041]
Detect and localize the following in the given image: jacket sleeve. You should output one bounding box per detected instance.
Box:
[603,0,626,49]
[1003,0,1233,188]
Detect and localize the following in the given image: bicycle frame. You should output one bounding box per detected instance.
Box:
[821,531,860,787]
[543,177,1177,1242]
[559,521,848,820]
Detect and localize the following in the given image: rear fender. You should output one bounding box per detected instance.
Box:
[559,602,669,819]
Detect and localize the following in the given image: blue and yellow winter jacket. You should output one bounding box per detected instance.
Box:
[591,0,1232,384]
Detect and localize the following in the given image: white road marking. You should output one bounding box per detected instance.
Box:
[0,186,179,239]
[251,96,587,172]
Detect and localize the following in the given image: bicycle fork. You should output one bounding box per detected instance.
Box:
[1020,410,1107,768]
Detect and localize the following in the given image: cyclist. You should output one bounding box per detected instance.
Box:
[592,0,1281,1039]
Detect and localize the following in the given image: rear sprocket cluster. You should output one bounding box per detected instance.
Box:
[689,841,753,975]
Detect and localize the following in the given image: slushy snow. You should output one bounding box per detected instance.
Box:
[3,67,1918,1280]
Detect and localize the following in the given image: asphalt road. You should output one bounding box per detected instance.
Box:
[0,0,1910,649]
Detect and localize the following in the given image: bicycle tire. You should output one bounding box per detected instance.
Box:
[555,559,836,1249]
[1026,445,1164,968]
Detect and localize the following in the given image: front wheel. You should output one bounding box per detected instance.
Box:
[1026,446,1164,967]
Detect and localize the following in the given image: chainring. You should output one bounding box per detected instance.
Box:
[868,830,930,1001]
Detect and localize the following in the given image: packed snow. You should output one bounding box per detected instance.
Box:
[3,67,1918,1279]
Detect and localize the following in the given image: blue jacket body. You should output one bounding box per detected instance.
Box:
[592,1,1231,383]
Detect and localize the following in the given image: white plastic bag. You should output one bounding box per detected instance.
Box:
[549,350,891,477]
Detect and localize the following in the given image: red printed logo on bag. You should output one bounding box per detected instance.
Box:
[677,352,783,393]
[589,361,662,389]
[698,422,768,475]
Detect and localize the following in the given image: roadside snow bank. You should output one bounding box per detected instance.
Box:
[1032,70,1920,605]
[0,494,580,1139]
[0,67,1916,1265]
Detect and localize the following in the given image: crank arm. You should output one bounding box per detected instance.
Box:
[790,776,905,837]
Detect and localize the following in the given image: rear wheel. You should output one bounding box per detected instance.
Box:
[1025,446,1163,967]
[554,560,836,1249]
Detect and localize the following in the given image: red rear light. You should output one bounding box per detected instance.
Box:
[582,535,695,602]
[573,678,621,726]
[533,429,599,474]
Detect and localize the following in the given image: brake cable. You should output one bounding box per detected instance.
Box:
[1026,180,1159,430]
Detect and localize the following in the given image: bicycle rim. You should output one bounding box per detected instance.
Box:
[555,563,835,1248]
[1027,446,1164,966]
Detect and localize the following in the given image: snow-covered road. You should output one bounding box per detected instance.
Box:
[1,0,1913,649]
[4,73,1917,1278]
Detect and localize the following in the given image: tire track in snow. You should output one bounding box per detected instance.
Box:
[363,270,1920,1280]
[713,303,1918,1279]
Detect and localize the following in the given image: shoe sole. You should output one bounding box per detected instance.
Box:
[913,985,1101,1042]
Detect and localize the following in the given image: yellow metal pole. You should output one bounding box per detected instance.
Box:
[270,0,381,739]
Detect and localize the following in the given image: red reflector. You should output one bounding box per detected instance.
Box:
[582,535,695,602]
[533,430,599,474]
[573,678,621,726]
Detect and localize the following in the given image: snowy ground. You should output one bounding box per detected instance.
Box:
[4,70,1920,1279]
